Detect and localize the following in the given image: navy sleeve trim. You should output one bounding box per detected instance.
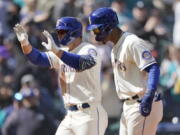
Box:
[61,51,96,71]
[140,61,157,71]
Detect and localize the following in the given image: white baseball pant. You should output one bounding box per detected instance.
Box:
[55,103,108,135]
[120,99,163,135]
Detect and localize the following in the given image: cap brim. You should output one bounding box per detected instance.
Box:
[87,24,102,31]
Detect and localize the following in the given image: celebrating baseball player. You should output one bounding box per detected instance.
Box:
[87,7,163,135]
[13,17,108,135]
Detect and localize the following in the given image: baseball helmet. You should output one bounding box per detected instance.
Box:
[56,17,82,45]
[87,7,119,41]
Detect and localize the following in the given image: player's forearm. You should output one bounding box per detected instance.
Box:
[26,48,51,67]
[19,40,32,54]
[145,63,160,92]
[18,38,50,67]
[55,50,96,71]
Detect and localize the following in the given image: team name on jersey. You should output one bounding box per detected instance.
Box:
[113,59,127,71]
[60,64,76,73]
[59,64,76,83]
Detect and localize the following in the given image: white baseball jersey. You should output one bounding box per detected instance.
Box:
[111,32,156,99]
[45,42,102,105]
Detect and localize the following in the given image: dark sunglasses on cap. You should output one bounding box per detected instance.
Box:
[92,28,101,35]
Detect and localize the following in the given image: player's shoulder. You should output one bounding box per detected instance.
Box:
[80,42,98,53]
[125,33,148,48]
[115,32,138,50]
[81,42,97,49]
[80,42,98,57]
[124,32,141,44]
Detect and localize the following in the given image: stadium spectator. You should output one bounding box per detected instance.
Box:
[2,88,57,135]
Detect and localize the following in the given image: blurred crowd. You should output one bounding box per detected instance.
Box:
[0,0,179,135]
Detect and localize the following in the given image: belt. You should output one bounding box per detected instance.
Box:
[121,93,162,103]
[67,103,90,111]
[121,94,139,102]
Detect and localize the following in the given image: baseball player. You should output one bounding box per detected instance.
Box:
[13,17,108,135]
[87,7,163,135]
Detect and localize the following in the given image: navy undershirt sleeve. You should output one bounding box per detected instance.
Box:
[26,48,50,67]
[144,63,160,92]
[61,51,80,69]
[61,51,96,71]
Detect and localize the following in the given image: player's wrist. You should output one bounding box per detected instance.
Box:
[52,47,60,55]
[142,90,155,104]
[20,39,30,46]
[22,45,32,54]
[55,49,64,58]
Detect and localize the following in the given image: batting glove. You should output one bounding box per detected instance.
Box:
[139,90,155,117]
[42,30,59,54]
[13,24,29,45]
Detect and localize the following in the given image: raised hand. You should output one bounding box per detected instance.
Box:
[42,30,59,54]
[13,24,29,43]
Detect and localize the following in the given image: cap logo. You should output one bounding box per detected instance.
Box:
[56,20,66,27]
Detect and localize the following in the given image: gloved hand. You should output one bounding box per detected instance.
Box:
[139,90,155,117]
[41,30,59,54]
[13,24,29,44]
